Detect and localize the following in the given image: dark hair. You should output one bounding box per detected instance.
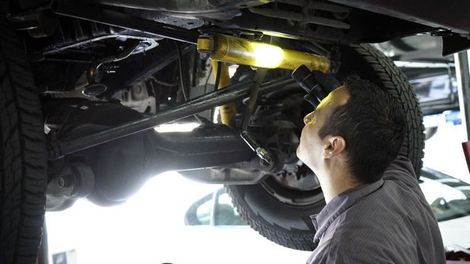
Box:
[318,76,405,183]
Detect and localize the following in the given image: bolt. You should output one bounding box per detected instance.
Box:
[57,177,65,188]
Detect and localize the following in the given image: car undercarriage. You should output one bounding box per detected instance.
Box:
[1,0,470,262]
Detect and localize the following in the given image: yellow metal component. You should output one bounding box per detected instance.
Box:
[197,34,330,73]
[197,34,330,126]
[211,60,237,126]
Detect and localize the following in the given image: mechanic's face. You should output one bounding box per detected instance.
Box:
[297,86,350,172]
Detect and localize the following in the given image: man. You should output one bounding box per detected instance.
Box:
[297,76,445,263]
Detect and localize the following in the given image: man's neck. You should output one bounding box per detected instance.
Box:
[318,170,363,204]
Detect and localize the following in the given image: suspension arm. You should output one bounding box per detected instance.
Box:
[48,76,295,160]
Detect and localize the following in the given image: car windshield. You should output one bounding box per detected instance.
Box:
[420,168,470,221]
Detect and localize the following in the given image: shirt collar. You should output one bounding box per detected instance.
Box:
[311,179,384,243]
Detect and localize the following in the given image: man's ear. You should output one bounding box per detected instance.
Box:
[322,136,346,159]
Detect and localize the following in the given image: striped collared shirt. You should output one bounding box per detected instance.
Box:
[307,156,445,264]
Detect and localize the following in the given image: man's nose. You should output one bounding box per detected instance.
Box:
[303,111,315,125]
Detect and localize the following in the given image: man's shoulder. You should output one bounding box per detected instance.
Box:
[309,229,389,264]
[324,187,412,243]
[319,194,442,263]
[312,220,415,264]
[311,213,445,264]
[328,209,388,241]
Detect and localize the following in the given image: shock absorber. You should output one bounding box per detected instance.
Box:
[197,34,331,72]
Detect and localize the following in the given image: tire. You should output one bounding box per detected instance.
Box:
[0,13,47,264]
[226,43,424,251]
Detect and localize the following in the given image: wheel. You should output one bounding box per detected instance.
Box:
[0,13,47,264]
[226,43,424,251]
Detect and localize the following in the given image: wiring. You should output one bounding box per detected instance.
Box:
[175,42,189,101]
[148,76,178,87]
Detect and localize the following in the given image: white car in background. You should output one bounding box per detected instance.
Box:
[420,168,470,248]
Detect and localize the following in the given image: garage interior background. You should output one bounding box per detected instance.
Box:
[45,34,470,264]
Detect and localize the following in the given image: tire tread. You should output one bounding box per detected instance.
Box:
[0,13,47,264]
